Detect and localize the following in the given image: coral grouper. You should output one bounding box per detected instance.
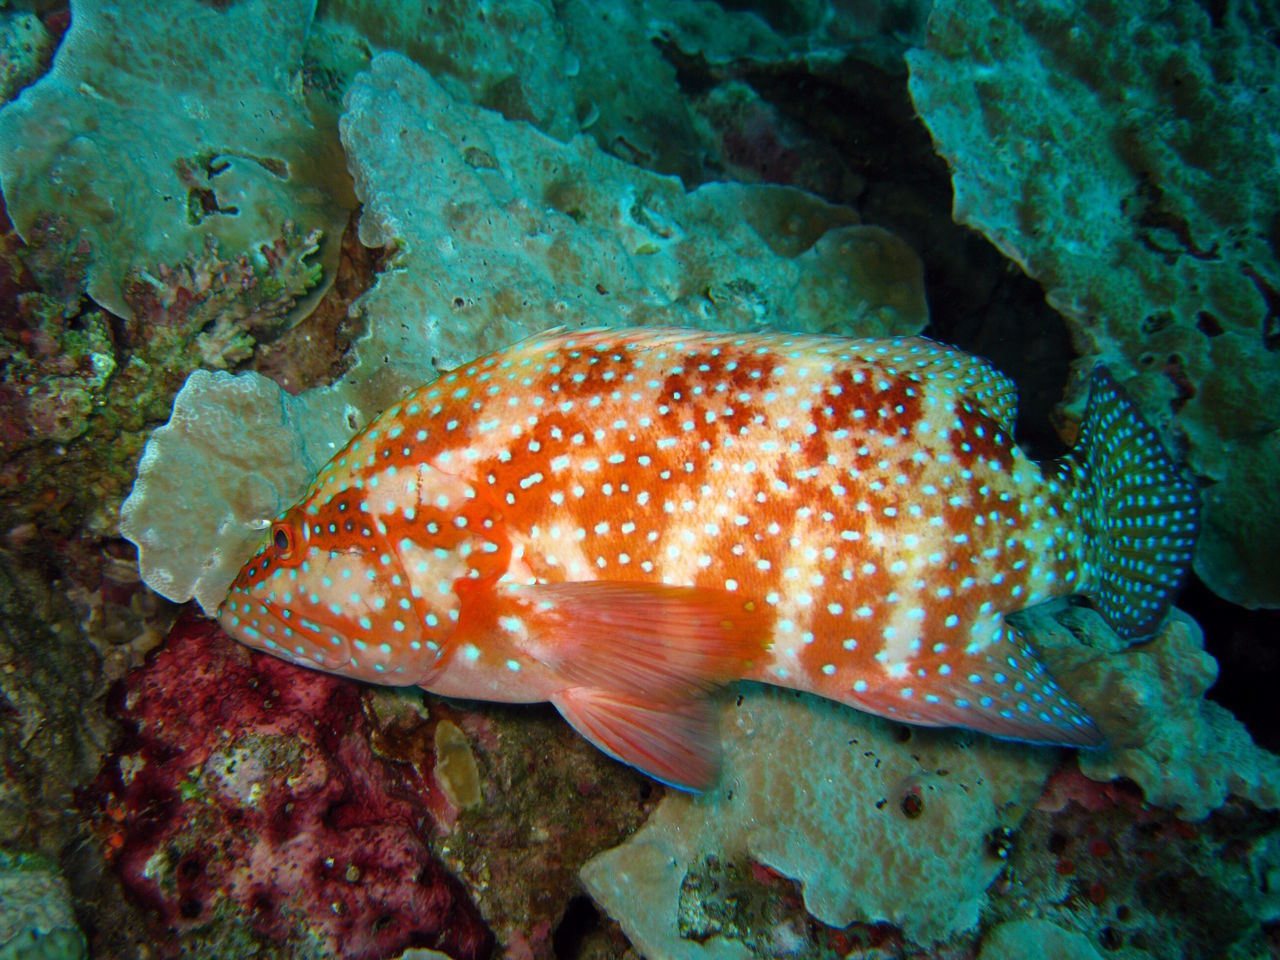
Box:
[219,327,1199,789]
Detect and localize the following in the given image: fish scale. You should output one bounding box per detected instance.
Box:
[220,326,1199,790]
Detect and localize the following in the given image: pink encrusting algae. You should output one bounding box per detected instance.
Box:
[219,327,1199,789]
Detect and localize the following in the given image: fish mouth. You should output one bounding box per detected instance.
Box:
[217,597,331,671]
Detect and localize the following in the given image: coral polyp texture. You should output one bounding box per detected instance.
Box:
[906,0,1280,608]
[337,53,926,394]
[0,0,352,325]
[87,613,494,960]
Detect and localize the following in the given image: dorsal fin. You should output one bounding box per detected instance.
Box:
[505,328,1020,432]
[854,336,1019,433]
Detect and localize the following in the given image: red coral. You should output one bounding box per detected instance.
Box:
[86,611,494,960]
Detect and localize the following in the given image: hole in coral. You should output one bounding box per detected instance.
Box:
[1194,311,1224,337]
[552,895,601,959]
[1141,311,1174,335]
[178,856,202,879]
[899,787,924,819]
[179,898,202,919]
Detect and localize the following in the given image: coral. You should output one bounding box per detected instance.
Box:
[0,0,352,325]
[578,602,1280,955]
[0,550,111,856]
[86,612,494,960]
[977,919,1102,960]
[1022,603,1280,821]
[337,52,924,397]
[580,683,1059,953]
[118,369,354,613]
[316,0,577,138]
[0,850,86,960]
[905,0,1280,608]
[987,769,1280,960]
[120,50,926,614]
[0,10,53,104]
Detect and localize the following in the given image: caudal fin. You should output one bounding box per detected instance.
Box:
[1066,367,1199,639]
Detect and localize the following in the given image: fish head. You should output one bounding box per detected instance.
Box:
[216,460,486,686]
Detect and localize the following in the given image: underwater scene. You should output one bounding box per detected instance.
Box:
[1,1,1278,958]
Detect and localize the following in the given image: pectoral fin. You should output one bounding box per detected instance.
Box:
[551,686,719,791]
[500,580,770,698]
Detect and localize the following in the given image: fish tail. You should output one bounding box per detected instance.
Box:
[1065,367,1200,639]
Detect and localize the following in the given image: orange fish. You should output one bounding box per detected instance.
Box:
[219,328,1198,789]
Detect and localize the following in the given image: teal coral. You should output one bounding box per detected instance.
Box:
[906,0,1280,608]
[121,50,927,614]
[580,684,1058,952]
[1023,604,1280,821]
[0,11,53,104]
[0,0,352,325]
[0,850,86,960]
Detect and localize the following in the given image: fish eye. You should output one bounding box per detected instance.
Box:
[271,522,294,558]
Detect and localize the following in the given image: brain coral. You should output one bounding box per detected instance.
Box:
[906,0,1280,608]
[0,0,353,324]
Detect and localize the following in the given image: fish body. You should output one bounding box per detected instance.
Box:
[219,327,1199,789]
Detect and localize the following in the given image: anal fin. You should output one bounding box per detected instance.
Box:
[551,686,719,791]
[843,623,1103,748]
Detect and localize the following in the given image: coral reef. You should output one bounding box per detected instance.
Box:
[580,683,1059,953]
[337,52,925,390]
[0,548,113,857]
[906,0,1280,608]
[0,209,339,540]
[1024,604,1280,821]
[0,850,86,960]
[316,0,577,138]
[578,603,1280,956]
[87,611,661,959]
[0,9,54,103]
[978,919,1102,960]
[87,612,495,960]
[121,49,927,615]
[986,767,1280,960]
[1,1,1276,957]
[0,0,352,325]
[118,368,355,613]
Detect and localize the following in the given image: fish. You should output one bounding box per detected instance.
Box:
[218,327,1199,790]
